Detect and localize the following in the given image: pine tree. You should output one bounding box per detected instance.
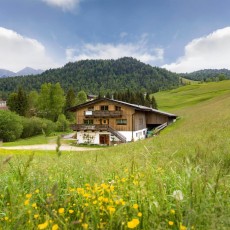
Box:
[65,88,77,121]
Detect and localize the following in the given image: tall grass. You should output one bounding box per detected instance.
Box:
[0,85,230,229]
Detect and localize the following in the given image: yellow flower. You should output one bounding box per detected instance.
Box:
[108,206,115,215]
[69,210,74,214]
[137,212,142,217]
[133,204,138,209]
[170,209,175,214]
[24,199,30,206]
[127,218,140,229]
[82,223,88,229]
[35,189,40,193]
[52,224,59,230]
[26,194,32,199]
[34,214,39,219]
[168,221,174,226]
[32,203,37,208]
[58,208,64,214]
[4,217,9,221]
[38,221,49,229]
[180,224,187,230]
[121,178,126,183]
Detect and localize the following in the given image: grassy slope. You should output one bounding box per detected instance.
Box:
[0,81,230,229]
[154,80,230,111]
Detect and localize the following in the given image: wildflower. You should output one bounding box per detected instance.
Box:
[127,218,140,229]
[38,221,49,229]
[180,224,187,230]
[24,199,30,206]
[26,194,32,199]
[32,203,37,208]
[69,210,74,214]
[170,209,175,214]
[52,224,59,230]
[108,206,115,215]
[34,214,39,219]
[35,189,40,193]
[4,217,9,221]
[82,223,88,229]
[121,178,126,183]
[58,208,64,214]
[172,190,184,201]
[133,204,138,209]
[168,221,174,226]
[137,212,142,217]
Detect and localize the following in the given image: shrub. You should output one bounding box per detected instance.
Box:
[0,110,23,142]
[41,118,57,136]
[56,114,70,132]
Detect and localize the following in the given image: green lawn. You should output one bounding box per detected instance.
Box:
[0,82,230,229]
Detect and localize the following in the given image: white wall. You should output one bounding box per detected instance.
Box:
[76,128,148,144]
[117,128,147,142]
[76,131,110,144]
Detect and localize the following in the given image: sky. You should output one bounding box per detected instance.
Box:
[0,0,230,73]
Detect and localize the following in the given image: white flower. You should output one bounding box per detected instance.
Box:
[172,190,184,201]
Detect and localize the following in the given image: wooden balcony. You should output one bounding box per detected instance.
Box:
[84,110,122,118]
[71,124,109,131]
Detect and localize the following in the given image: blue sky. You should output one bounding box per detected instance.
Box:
[1,0,230,73]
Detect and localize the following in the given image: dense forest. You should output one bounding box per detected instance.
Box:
[182,69,230,82]
[0,57,180,97]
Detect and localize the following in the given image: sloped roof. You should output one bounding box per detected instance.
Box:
[68,97,177,118]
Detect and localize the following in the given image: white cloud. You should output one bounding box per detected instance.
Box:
[0,27,58,72]
[42,0,81,11]
[66,42,164,65]
[163,27,230,73]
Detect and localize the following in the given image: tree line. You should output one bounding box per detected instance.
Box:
[0,57,180,97]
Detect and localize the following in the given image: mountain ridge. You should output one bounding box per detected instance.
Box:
[0,67,44,78]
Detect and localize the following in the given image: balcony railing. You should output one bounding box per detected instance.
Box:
[71,124,109,131]
[84,110,122,118]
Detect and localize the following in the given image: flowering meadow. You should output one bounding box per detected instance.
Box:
[1,85,230,229]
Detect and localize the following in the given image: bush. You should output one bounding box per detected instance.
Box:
[41,118,57,136]
[0,110,23,142]
[21,117,45,138]
[56,114,70,132]
[21,117,35,138]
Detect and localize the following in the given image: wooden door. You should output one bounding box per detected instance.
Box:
[99,134,110,145]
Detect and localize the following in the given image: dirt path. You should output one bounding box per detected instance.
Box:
[0,144,99,151]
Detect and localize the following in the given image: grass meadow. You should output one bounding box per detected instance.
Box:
[0,81,230,229]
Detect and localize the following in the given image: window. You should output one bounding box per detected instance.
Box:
[84,119,94,125]
[88,106,94,111]
[101,105,108,111]
[116,119,127,125]
[115,106,121,111]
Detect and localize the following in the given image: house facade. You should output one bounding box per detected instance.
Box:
[69,98,177,145]
[0,100,8,110]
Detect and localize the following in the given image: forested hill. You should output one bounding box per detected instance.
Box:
[0,57,180,95]
[182,69,230,81]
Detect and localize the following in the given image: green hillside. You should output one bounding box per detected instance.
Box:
[154,80,230,111]
[0,81,230,229]
[0,57,179,95]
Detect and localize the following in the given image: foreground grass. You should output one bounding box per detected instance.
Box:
[0,89,230,229]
